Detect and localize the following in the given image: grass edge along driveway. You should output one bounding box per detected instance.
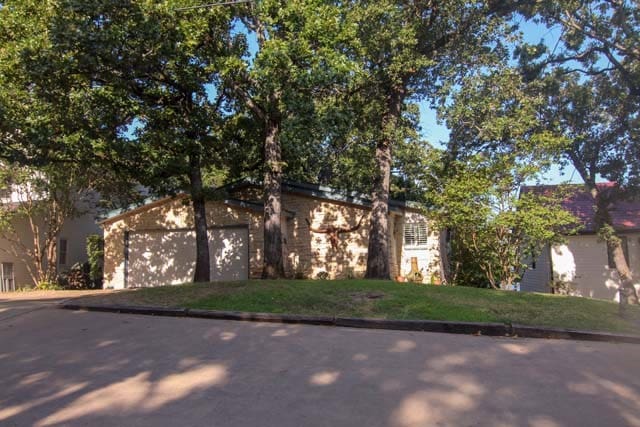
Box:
[75,280,640,334]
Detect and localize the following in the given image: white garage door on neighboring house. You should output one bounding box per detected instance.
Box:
[127,226,248,287]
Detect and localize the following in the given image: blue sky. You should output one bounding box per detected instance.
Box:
[416,19,581,185]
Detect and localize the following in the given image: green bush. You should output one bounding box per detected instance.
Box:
[36,281,63,290]
[57,262,97,289]
[87,234,104,288]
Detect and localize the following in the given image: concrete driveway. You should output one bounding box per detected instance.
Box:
[1,301,639,427]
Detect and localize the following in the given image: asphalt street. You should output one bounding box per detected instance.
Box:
[1,295,639,427]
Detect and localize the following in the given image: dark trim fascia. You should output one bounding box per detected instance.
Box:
[224,179,425,212]
[281,182,420,213]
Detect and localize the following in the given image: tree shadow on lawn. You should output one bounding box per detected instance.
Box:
[1,308,639,426]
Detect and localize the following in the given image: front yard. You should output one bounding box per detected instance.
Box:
[74,280,640,334]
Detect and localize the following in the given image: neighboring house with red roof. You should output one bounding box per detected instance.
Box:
[520,183,640,301]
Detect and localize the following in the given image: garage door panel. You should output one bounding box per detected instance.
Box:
[129,230,196,287]
[128,227,248,287]
[210,228,248,281]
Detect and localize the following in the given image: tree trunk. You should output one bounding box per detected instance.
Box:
[609,240,638,306]
[262,117,285,279]
[365,136,392,279]
[590,186,639,306]
[43,237,57,284]
[366,85,404,279]
[189,154,210,283]
[439,228,452,285]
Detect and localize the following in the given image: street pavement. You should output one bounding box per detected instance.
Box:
[0,291,109,322]
[0,296,639,427]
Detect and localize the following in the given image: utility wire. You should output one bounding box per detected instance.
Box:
[174,0,253,11]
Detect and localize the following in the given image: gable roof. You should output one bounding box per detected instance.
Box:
[99,195,296,226]
[100,179,423,225]
[521,183,640,233]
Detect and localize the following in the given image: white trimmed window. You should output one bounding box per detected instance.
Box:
[403,222,428,248]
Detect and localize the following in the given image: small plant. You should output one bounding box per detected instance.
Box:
[550,279,574,295]
[36,281,63,290]
[430,272,441,285]
[345,267,364,280]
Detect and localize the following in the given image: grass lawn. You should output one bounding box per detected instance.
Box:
[79,280,640,334]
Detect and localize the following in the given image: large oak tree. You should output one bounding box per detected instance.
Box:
[342,0,523,279]
[227,0,354,278]
[1,0,247,283]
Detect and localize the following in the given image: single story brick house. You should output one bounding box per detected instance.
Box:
[520,183,640,301]
[101,180,441,289]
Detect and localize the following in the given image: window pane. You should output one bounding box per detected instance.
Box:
[404,223,428,247]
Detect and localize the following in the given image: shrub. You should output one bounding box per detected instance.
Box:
[36,281,63,290]
[57,262,97,290]
[87,234,104,288]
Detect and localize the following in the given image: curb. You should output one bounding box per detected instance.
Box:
[62,303,187,317]
[58,303,640,344]
[510,324,640,344]
[187,309,335,326]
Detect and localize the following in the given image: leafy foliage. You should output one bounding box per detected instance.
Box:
[426,62,578,289]
[426,154,578,289]
[86,234,104,288]
[57,262,98,290]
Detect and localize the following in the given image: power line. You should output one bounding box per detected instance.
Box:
[174,0,253,11]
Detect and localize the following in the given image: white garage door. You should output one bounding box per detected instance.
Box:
[209,228,249,281]
[127,227,248,287]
